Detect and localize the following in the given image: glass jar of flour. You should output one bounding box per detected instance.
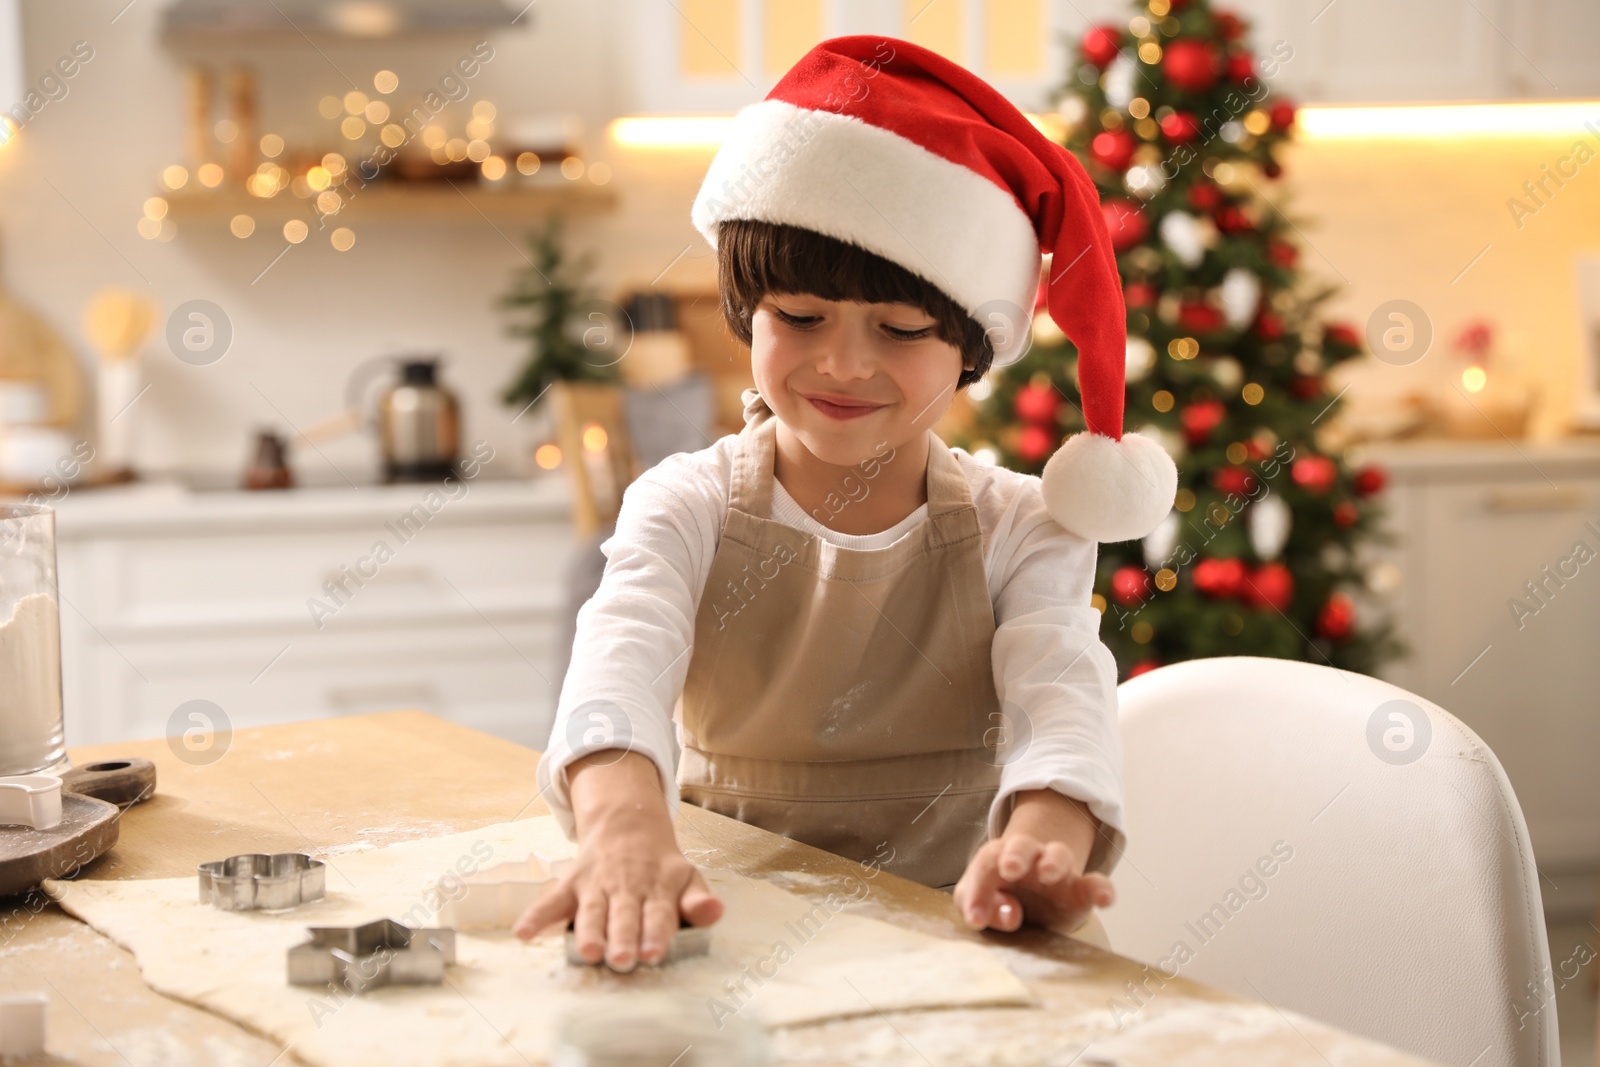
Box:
[0,504,67,776]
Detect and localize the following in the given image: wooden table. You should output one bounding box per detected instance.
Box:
[0,711,1439,1065]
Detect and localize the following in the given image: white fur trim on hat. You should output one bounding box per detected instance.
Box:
[691,100,1042,362]
[1040,431,1179,543]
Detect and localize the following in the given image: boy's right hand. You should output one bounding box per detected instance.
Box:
[512,750,723,971]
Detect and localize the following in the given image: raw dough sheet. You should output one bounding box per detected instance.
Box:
[44,816,1035,1066]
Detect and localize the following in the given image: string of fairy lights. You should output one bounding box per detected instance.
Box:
[138,68,613,248]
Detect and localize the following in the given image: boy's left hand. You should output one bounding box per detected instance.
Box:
[952,790,1114,934]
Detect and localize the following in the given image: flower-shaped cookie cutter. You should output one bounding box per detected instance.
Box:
[198,852,326,911]
[287,918,456,993]
[0,775,63,831]
[430,853,568,931]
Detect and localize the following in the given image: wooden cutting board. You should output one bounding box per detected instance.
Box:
[0,758,156,897]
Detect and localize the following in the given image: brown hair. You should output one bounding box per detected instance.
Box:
[714,219,994,389]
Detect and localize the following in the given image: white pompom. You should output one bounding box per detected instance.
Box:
[1040,432,1179,543]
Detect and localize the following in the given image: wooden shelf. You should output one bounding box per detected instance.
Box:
[163,181,617,222]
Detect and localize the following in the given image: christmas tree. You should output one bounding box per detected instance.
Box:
[958,0,1398,678]
[499,215,620,408]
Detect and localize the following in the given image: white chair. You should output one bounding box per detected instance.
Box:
[1100,656,1557,1067]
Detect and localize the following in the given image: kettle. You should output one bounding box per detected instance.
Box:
[372,357,460,482]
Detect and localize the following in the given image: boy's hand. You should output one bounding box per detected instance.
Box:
[953,790,1113,934]
[513,751,723,970]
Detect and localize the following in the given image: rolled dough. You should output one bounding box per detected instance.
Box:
[44,816,1035,1066]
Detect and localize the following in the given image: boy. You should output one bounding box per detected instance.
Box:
[518,36,1177,971]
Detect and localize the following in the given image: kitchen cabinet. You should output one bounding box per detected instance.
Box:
[1223,0,1600,102]
[624,0,1600,113]
[1359,439,1600,912]
[51,477,573,751]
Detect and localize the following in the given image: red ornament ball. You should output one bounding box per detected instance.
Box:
[1126,660,1161,679]
[1267,240,1299,268]
[1290,375,1323,400]
[1159,111,1201,145]
[1291,455,1338,494]
[1214,205,1253,234]
[1178,301,1226,334]
[1269,101,1298,130]
[1317,593,1356,641]
[1111,565,1154,607]
[1255,311,1285,341]
[1244,562,1295,611]
[1324,321,1362,349]
[1180,399,1227,446]
[1193,557,1247,599]
[1016,423,1057,464]
[1124,281,1157,308]
[1090,129,1138,171]
[1263,159,1284,180]
[1081,24,1123,68]
[1333,500,1359,528]
[1227,52,1255,82]
[1101,199,1149,251]
[1163,40,1220,92]
[1013,383,1061,426]
[1353,465,1388,497]
[1213,465,1258,497]
[1213,12,1245,40]
[1188,182,1222,211]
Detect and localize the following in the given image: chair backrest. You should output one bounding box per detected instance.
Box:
[1102,656,1556,1067]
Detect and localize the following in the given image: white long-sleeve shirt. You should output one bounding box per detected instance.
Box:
[535,431,1126,852]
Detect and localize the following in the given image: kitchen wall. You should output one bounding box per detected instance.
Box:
[2,0,1597,482]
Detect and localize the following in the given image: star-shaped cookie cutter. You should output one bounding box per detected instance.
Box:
[197,852,326,911]
[287,918,456,993]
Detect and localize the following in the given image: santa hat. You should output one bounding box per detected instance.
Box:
[691,36,1177,543]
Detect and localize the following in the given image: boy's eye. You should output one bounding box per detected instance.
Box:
[773,308,821,328]
[882,324,934,341]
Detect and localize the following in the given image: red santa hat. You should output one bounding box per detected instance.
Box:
[691,35,1177,543]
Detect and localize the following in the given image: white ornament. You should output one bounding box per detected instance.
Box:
[1209,355,1243,392]
[1249,494,1293,559]
[1104,53,1138,110]
[1219,268,1262,329]
[1219,120,1244,144]
[1159,211,1205,268]
[1125,336,1156,381]
[1142,511,1180,570]
[1124,164,1167,197]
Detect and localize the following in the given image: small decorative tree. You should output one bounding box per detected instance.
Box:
[499,215,619,408]
[959,0,1399,679]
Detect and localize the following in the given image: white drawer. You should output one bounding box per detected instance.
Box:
[65,616,562,750]
[65,521,572,636]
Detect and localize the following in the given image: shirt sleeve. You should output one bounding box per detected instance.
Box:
[533,443,729,839]
[977,462,1127,876]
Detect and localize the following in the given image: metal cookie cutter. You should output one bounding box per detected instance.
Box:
[565,918,711,968]
[431,854,566,931]
[198,852,326,911]
[288,919,456,994]
[0,775,63,831]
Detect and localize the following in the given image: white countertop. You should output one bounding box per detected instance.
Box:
[1349,437,1600,481]
[42,472,573,539]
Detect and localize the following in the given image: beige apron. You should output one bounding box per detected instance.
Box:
[678,394,1002,889]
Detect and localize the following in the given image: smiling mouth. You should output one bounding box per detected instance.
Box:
[802,394,886,421]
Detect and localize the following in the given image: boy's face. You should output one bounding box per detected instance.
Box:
[750,293,966,468]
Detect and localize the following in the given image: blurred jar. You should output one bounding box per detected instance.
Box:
[0,504,68,776]
[553,993,766,1066]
